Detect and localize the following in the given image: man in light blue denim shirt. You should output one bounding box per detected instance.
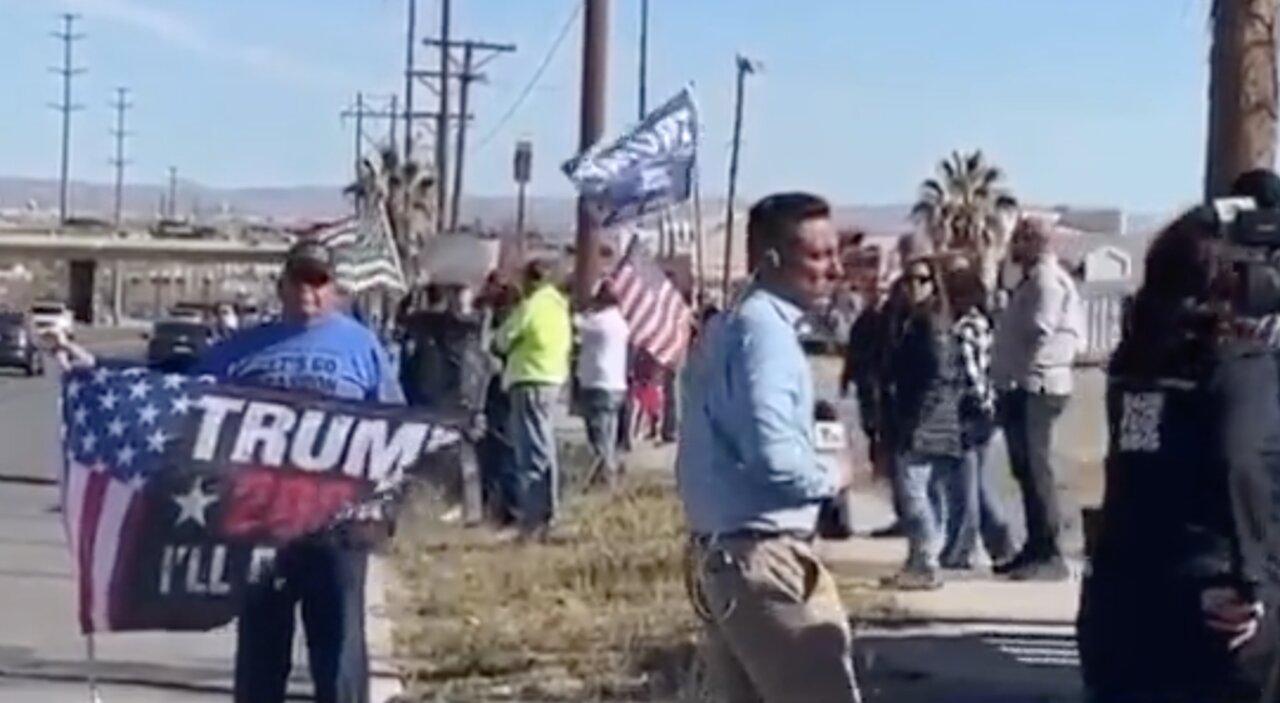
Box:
[677,192,861,703]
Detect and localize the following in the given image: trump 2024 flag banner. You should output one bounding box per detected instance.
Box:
[58,365,464,634]
[562,86,699,228]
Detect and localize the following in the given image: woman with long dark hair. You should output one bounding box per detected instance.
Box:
[880,254,970,590]
[1077,208,1279,702]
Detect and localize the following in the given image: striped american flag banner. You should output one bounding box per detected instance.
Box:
[656,209,695,250]
[309,205,407,293]
[610,238,693,368]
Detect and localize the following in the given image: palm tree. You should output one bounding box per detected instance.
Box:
[1205,0,1279,198]
[911,150,1019,290]
[343,145,437,283]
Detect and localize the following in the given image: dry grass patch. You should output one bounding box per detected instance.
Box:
[390,475,708,701]
[389,459,905,701]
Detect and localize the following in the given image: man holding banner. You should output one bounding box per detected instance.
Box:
[195,240,404,703]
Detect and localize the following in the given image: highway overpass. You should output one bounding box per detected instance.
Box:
[0,228,290,322]
[0,228,289,263]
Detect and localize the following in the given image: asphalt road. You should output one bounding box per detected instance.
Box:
[0,334,1090,701]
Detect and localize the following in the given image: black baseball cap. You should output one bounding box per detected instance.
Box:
[283,240,336,280]
[1231,168,1280,209]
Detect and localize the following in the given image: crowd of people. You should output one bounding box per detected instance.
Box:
[44,170,1280,703]
[838,217,1088,590]
[676,171,1280,703]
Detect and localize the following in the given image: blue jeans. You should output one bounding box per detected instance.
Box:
[234,544,368,703]
[580,388,624,485]
[895,452,965,573]
[509,382,561,529]
[939,442,1016,566]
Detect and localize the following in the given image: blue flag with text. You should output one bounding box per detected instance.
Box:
[562,86,699,228]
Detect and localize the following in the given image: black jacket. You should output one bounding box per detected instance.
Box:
[885,308,965,458]
[1078,340,1280,700]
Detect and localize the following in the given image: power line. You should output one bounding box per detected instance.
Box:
[473,1,582,154]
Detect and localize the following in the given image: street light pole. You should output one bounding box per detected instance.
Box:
[722,55,757,301]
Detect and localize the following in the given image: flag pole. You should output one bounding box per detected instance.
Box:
[691,159,706,305]
[86,631,104,703]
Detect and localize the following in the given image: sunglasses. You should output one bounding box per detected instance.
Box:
[907,273,933,285]
[285,267,333,287]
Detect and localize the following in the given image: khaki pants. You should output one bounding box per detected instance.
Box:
[690,534,863,703]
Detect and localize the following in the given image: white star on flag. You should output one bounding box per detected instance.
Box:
[171,395,193,415]
[137,403,159,425]
[81,433,97,454]
[99,391,119,411]
[106,418,125,438]
[162,374,184,390]
[116,444,137,467]
[73,407,88,426]
[146,429,168,453]
[128,379,151,400]
[173,479,218,528]
[67,380,82,398]
[93,368,111,384]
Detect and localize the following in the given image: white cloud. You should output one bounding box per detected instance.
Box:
[62,0,360,90]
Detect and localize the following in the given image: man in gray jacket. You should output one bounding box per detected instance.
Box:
[991,218,1085,581]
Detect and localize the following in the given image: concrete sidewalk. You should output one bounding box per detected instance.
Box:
[822,491,1080,626]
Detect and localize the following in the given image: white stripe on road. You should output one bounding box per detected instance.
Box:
[983,634,1079,669]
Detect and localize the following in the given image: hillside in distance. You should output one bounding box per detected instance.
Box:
[0,176,1165,239]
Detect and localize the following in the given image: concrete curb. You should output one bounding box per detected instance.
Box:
[366,555,405,703]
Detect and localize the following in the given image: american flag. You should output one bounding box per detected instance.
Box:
[60,365,214,634]
[610,239,693,368]
[309,205,407,293]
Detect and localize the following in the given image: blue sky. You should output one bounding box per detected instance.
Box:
[0,0,1216,212]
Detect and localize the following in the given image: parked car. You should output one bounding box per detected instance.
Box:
[167,303,206,324]
[145,320,214,371]
[29,301,73,339]
[798,314,843,356]
[0,312,44,376]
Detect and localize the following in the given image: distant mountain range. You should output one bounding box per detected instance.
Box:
[0,176,1167,240]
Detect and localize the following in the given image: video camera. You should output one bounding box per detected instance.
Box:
[1209,197,1280,317]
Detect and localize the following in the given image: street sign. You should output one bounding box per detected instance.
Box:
[514,140,533,184]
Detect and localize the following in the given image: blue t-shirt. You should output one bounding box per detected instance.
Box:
[196,313,404,404]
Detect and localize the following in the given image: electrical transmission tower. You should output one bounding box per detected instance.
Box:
[109,87,132,226]
[108,87,132,324]
[50,13,86,224]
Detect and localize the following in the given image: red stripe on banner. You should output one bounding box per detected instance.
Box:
[77,470,110,634]
[106,490,147,631]
[610,256,692,369]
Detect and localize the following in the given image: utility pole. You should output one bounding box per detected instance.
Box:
[50,13,86,225]
[435,0,453,230]
[388,94,399,147]
[638,0,649,120]
[109,87,132,227]
[109,86,132,325]
[402,0,418,161]
[167,166,178,220]
[450,42,475,232]
[349,92,366,171]
[574,0,610,304]
[723,55,759,301]
[417,36,516,231]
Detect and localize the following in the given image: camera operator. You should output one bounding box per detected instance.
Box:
[1075,207,1279,702]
